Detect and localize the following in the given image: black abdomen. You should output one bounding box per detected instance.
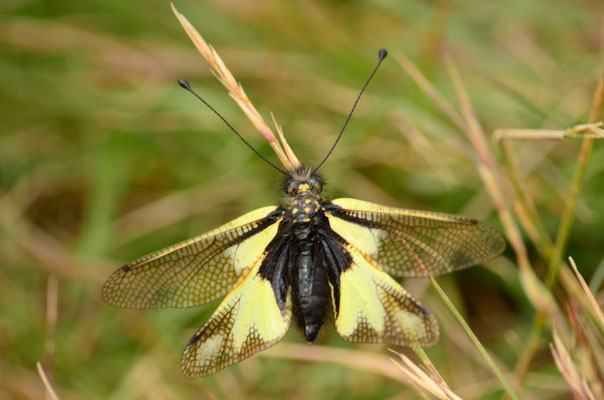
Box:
[293,239,330,342]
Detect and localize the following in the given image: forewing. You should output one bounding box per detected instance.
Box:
[181,248,292,378]
[335,242,438,346]
[102,206,283,308]
[327,198,505,277]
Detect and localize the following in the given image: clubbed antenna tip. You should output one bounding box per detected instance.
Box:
[178,78,191,90]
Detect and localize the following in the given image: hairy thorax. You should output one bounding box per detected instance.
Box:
[286,190,323,224]
[282,166,326,231]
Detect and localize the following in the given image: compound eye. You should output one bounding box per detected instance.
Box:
[287,185,298,195]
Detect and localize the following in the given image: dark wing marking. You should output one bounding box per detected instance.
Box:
[181,248,292,378]
[326,198,505,278]
[334,241,438,346]
[102,206,283,308]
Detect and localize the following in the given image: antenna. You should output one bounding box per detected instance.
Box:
[312,49,388,174]
[177,79,290,176]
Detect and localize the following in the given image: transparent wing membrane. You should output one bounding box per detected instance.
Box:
[102,207,282,308]
[327,198,505,278]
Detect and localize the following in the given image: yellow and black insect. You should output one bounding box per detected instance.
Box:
[103,49,505,378]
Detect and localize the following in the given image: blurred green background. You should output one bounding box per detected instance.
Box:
[1,0,603,399]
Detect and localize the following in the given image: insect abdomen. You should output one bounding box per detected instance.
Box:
[294,240,330,342]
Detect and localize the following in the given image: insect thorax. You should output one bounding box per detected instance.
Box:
[282,166,326,225]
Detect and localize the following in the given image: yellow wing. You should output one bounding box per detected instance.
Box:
[181,251,292,378]
[102,206,283,308]
[335,242,438,346]
[326,198,505,278]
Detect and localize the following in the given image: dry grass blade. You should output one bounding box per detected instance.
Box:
[36,362,61,400]
[271,112,301,167]
[395,52,466,132]
[390,349,463,400]
[568,257,604,330]
[494,123,604,142]
[493,68,604,389]
[263,343,414,385]
[391,114,458,187]
[441,60,566,345]
[170,3,298,171]
[550,330,596,400]
[396,51,521,399]
[429,277,519,400]
[443,57,531,272]
[496,138,553,257]
[546,69,604,288]
[43,275,58,366]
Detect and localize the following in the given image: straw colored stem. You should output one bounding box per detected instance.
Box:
[395,52,466,132]
[546,70,604,288]
[443,57,532,273]
[568,257,604,330]
[498,139,553,257]
[171,3,299,171]
[264,343,412,385]
[37,362,61,400]
[430,277,519,400]
[513,68,604,388]
[493,124,604,142]
[413,347,449,389]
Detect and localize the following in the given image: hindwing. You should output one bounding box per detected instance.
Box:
[102,206,283,308]
[326,198,505,278]
[327,238,438,347]
[181,242,292,378]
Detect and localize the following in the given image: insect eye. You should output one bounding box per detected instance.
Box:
[288,186,298,195]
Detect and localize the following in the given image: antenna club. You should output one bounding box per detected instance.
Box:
[378,49,388,60]
[178,78,191,90]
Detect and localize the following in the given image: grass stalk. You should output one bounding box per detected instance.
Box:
[498,139,553,257]
[514,68,604,387]
[568,257,604,330]
[391,347,463,400]
[546,69,604,288]
[171,3,299,170]
[430,277,519,400]
[37,361,61,400]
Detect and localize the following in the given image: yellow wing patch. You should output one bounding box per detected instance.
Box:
[335,245,438,347]
[181,253,292,378]
[102,206,281,308]
[328,198,505,278]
